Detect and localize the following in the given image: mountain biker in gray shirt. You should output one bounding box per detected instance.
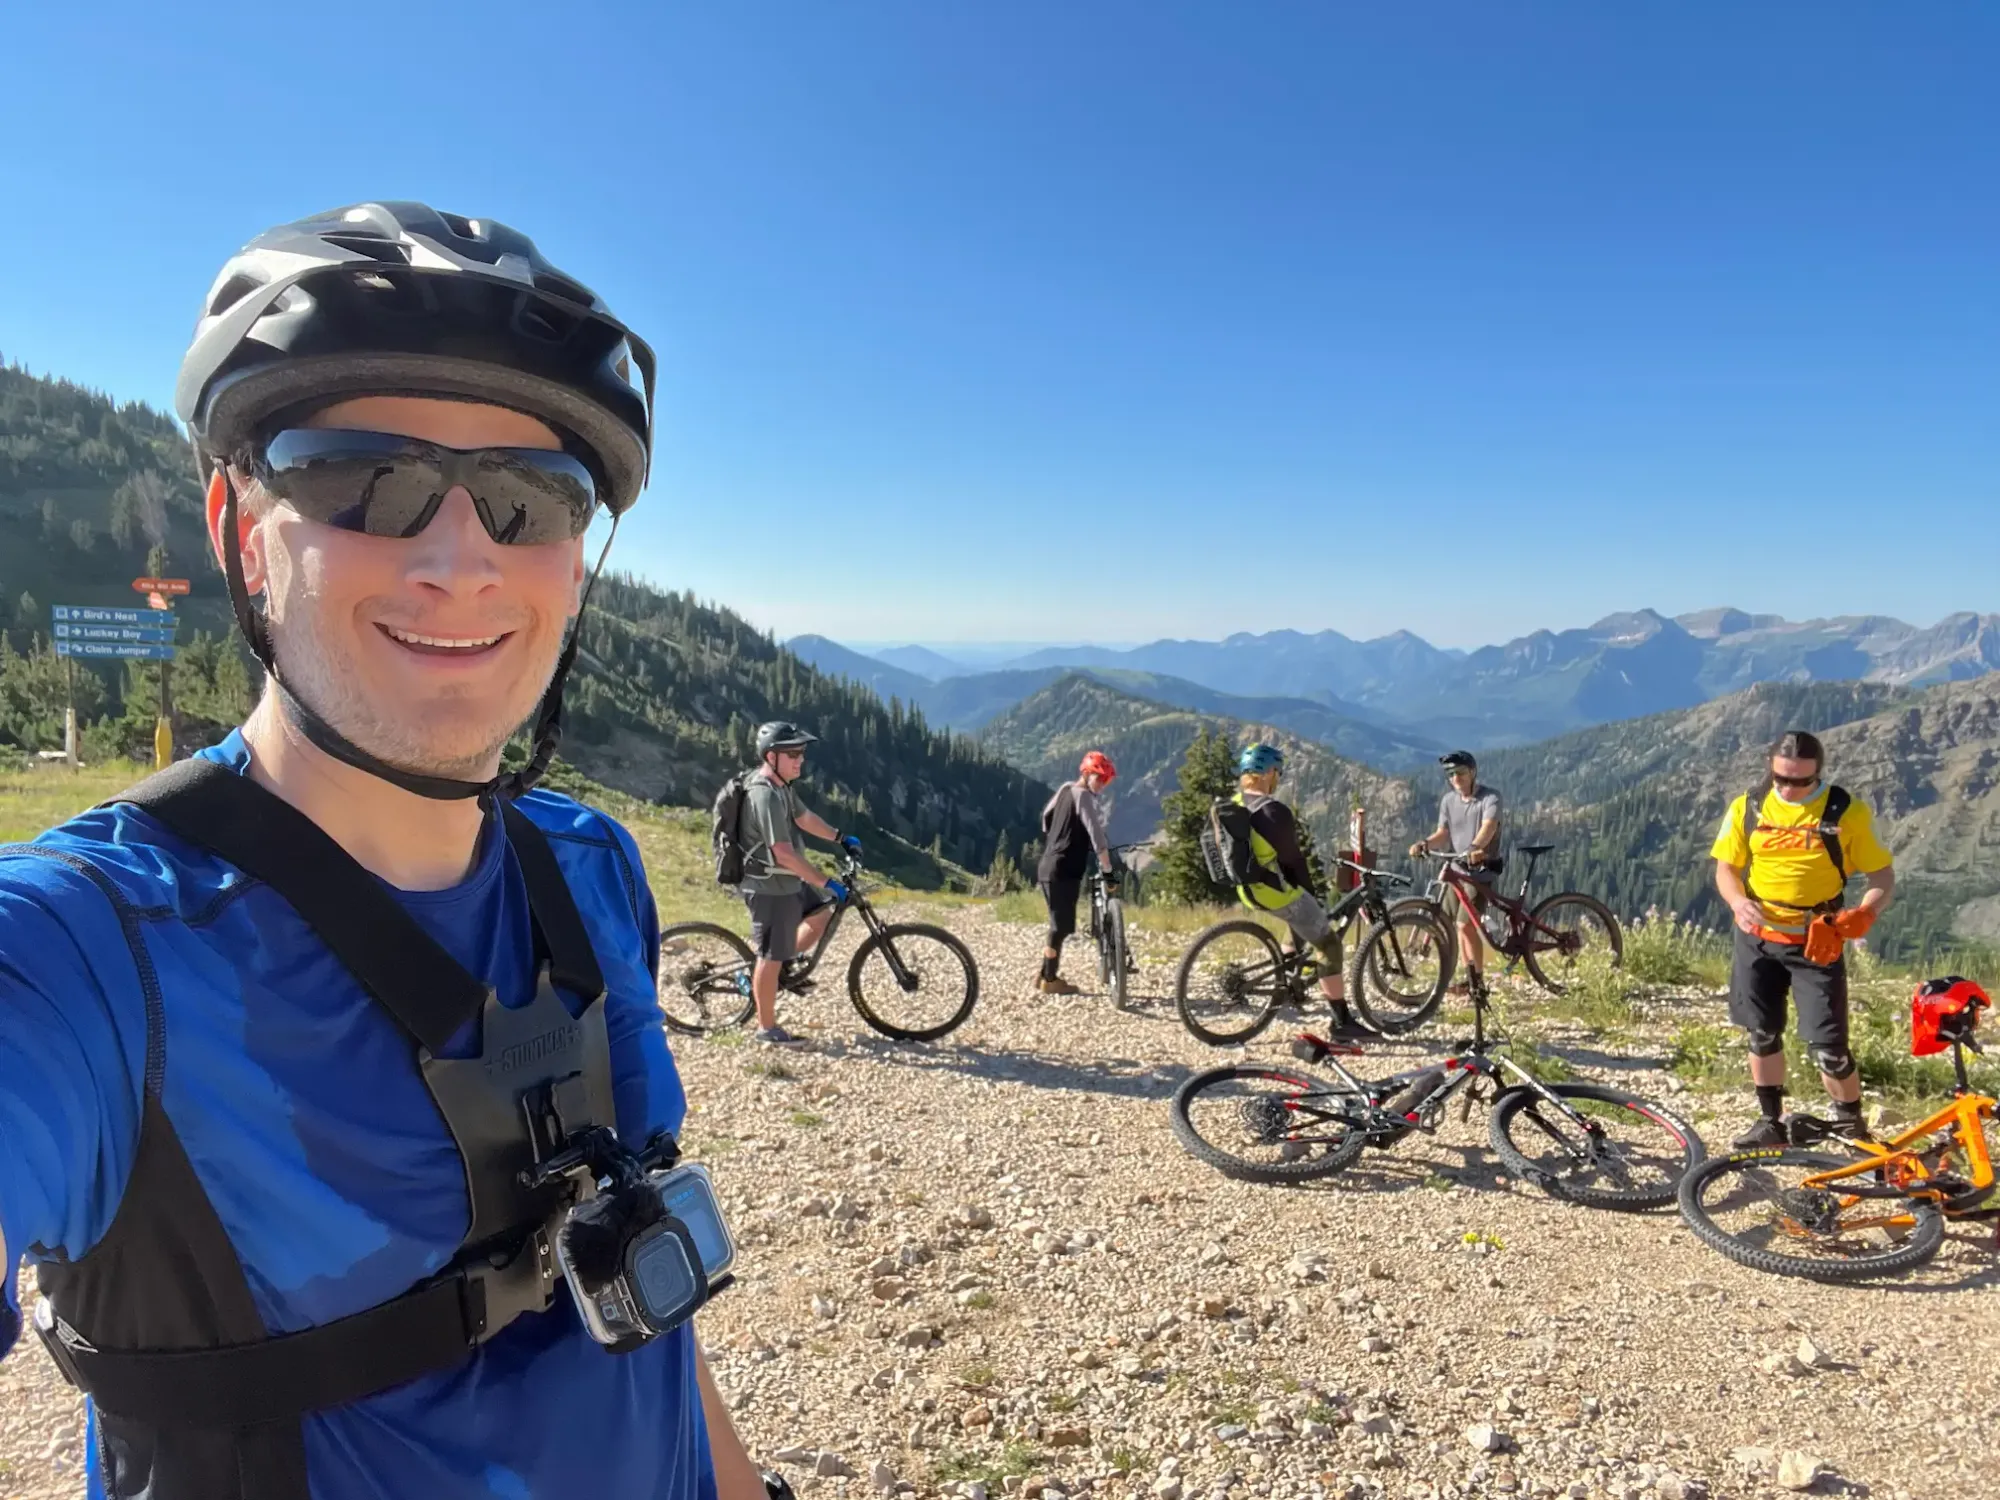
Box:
[1409,750,1502,989]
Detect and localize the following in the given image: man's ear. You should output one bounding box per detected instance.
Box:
[204,469,266,594]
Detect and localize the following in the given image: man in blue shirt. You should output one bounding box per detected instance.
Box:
[0,204,764,1499]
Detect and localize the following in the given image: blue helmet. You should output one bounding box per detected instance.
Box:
[1236,742,1285,775]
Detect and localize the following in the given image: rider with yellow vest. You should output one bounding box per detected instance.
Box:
[1232,743,1355,1028]
[1711,729,1895,1148]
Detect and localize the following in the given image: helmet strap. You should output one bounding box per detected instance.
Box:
[215,464,620,804]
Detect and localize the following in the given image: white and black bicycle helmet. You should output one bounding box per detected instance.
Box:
[177,202,659,801]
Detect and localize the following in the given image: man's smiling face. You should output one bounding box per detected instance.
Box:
[221,394,587,780]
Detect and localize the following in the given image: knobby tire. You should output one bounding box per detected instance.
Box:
[1488,1082,1701,1211]
[1174,919,1288,1046]
[847,922,980,1042]
[1346,904,1454,1035]
[1521,892,1623,994]
[655,921,758,1034]
[1676,1148,1947,1282]
[1170,1065,1369,1184]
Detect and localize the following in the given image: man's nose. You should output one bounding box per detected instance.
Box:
[402,487,504,593]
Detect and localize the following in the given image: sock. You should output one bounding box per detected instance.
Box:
[1040,955,1058,983]
[1755,1085,1785,1122]
[1831,1097,1863,1121]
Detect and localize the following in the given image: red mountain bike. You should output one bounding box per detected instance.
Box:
[1415,846,1622,994]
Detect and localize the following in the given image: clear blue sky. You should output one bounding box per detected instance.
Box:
[3,4,1993,649]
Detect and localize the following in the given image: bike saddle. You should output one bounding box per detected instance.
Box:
[1517,843,1554,857]
[1291,1033,1364,1062]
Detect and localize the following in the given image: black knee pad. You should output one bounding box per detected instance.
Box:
[1746,1028,1785,1058]
[1811,1046,1856,1080]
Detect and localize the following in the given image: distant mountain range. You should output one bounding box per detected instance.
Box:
[795,608,2000,749]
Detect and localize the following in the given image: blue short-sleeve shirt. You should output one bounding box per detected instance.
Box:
[0,733,715,1500]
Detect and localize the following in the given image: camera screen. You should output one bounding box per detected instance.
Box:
[659,1171,732,1277]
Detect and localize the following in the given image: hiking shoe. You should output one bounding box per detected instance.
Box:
[1731,1117,1789,1151]
[1036,975,1081,996]
[753,1025,807,1047]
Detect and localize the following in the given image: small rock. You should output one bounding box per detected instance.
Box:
[950,1273,987,1292]
[1116,1356,1147,1377]
[869,1461,898,1495]
[1358,1336,1389,1355]
[1198,1243,1229,1268]
[1286,1253,1327,1283]
[1356,1412,1393,1436]
[1566,1485,1590,1499]
[770,1445,815,1464]
[812,1295,837,1320]
[1762,1351,1811,1378]
[816,1452,858,1479]
[966,1484,990,1500]
[1214,1424,1248,1442]
[1656,1478,1707,1500]
[1465,1424,1505,1454]
[1795,1334,1834,1370]
[1048,1426,1092,1448]
[1153,1481,1183,1500]
[1730,1446,1776,1471]
[962,1406,993,1429]
[1301,1421,1334,1441]
[1776,1452,1824,1491]
[866,1142,887,1161]
[872,1276,909,1302]
[1072,1350,1105,1370]
[798,1197,831,1218]
[1365,1260,1392,1280]
[899,1324,937,1348]
[1200,1297,1231,1320]
[870,1255,900,1277]
[830,1194,863,1221]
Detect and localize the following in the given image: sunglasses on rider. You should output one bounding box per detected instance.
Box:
[253,429,600,545]
[1771,772,1820,788]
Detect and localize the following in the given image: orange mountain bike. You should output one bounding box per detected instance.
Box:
[1677,981,1998,1282]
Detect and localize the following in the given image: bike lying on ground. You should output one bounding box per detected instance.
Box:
[1170,968,1704,1209]
[1173,857,1453,1045]
[1418,845,1622,995]
[1088,843,1147,1010]
[656,851,979,1041]
[1677,1013,1998,1283]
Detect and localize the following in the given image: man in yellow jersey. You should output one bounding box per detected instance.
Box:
[1711,730,1895,1148]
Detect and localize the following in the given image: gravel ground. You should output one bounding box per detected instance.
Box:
[3,902,1994,1500]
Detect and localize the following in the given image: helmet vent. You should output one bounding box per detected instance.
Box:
[437,211,481,241]
[533,270,591,305]
[321,233,412,264]
[208,272,265,316]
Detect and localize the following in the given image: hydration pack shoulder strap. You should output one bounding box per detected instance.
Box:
[1741,779,1851,899]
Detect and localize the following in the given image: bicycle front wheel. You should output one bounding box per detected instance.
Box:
[1174,920,1288,1046]
[1171,1066,1369,1184]
[1521,893,1623,994]
[847,922,979,1041]
[656,922,758,1034]
[1677,1148,1946,1282]
[1489,1082,1701,1211]
[1347,905,1453,1035]
[1104,899,1131,1009]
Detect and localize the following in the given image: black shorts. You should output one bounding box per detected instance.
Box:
[744,886,833,962]
[1041,878,1083,945]
[1728,928,1849,1049]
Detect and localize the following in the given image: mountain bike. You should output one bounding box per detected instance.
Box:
[1677,1030,1999,1282]
[1418,846,1622,994]
[1173,859,1453,1046]
[1087,843,1146,1010]
[1171,967,1704,1209]
[656,851,979,1042]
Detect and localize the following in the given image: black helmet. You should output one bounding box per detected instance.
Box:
[178,202,656,511]
[755,722,819,757]
[1439,750,1477,770]
[179,203,658,803]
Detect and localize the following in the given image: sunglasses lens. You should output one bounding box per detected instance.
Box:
[259,430,596,543]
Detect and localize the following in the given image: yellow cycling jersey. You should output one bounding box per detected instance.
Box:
[1710,785,1891,928]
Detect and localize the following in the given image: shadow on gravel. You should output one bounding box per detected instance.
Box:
[836,1035,1199,1101]
[1274,1142,1518,1198]
[1547,1043,1675,1074]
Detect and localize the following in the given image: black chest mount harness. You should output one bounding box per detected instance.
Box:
[33,758,631,1494]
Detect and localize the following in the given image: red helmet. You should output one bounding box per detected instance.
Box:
[1911,976,1989,1057]
[1079,750,1117,784]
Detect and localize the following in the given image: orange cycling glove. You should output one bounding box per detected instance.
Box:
[1803,914,1844,967]
[1832,907,1876,940]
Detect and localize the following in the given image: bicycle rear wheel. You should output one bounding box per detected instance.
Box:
[1171,1066,1369,1184]
[1104,898,1131,1010]
[1488,1082,1701,1211]
[656,922,758,1034]
[1174,920,1288,1046]
[1521,893,1623,994]
[848,922,979,1041]
[1677,1148,1946,1282]
[1346,904,1453,1035]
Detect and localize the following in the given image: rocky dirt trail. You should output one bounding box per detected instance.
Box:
[2,903,1993,1500]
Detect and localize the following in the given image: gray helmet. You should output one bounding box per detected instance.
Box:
[755,721,819,757]
[1439,750,1477,770]
[176,202,656,512]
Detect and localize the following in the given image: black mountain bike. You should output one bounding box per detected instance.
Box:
[656,852,979,1042]
[1172,859,1453,1046]
[1088,843,1146,1010]
[1171,968,1704,1209]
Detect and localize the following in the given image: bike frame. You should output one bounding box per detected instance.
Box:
[1796,1066,1997,1214]
[772,856,912,991]
[1429,855,1574,961]
[1231,863,1416,996]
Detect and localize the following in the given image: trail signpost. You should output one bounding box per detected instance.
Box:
[52,583,188,768]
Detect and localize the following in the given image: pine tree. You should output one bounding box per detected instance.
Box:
[1294,816,1331,897]
[1153,726,1239,905]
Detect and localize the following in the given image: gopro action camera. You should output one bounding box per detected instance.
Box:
[557,1160,736,1349]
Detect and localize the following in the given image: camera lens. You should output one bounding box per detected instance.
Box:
[629,1230,700,1327]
